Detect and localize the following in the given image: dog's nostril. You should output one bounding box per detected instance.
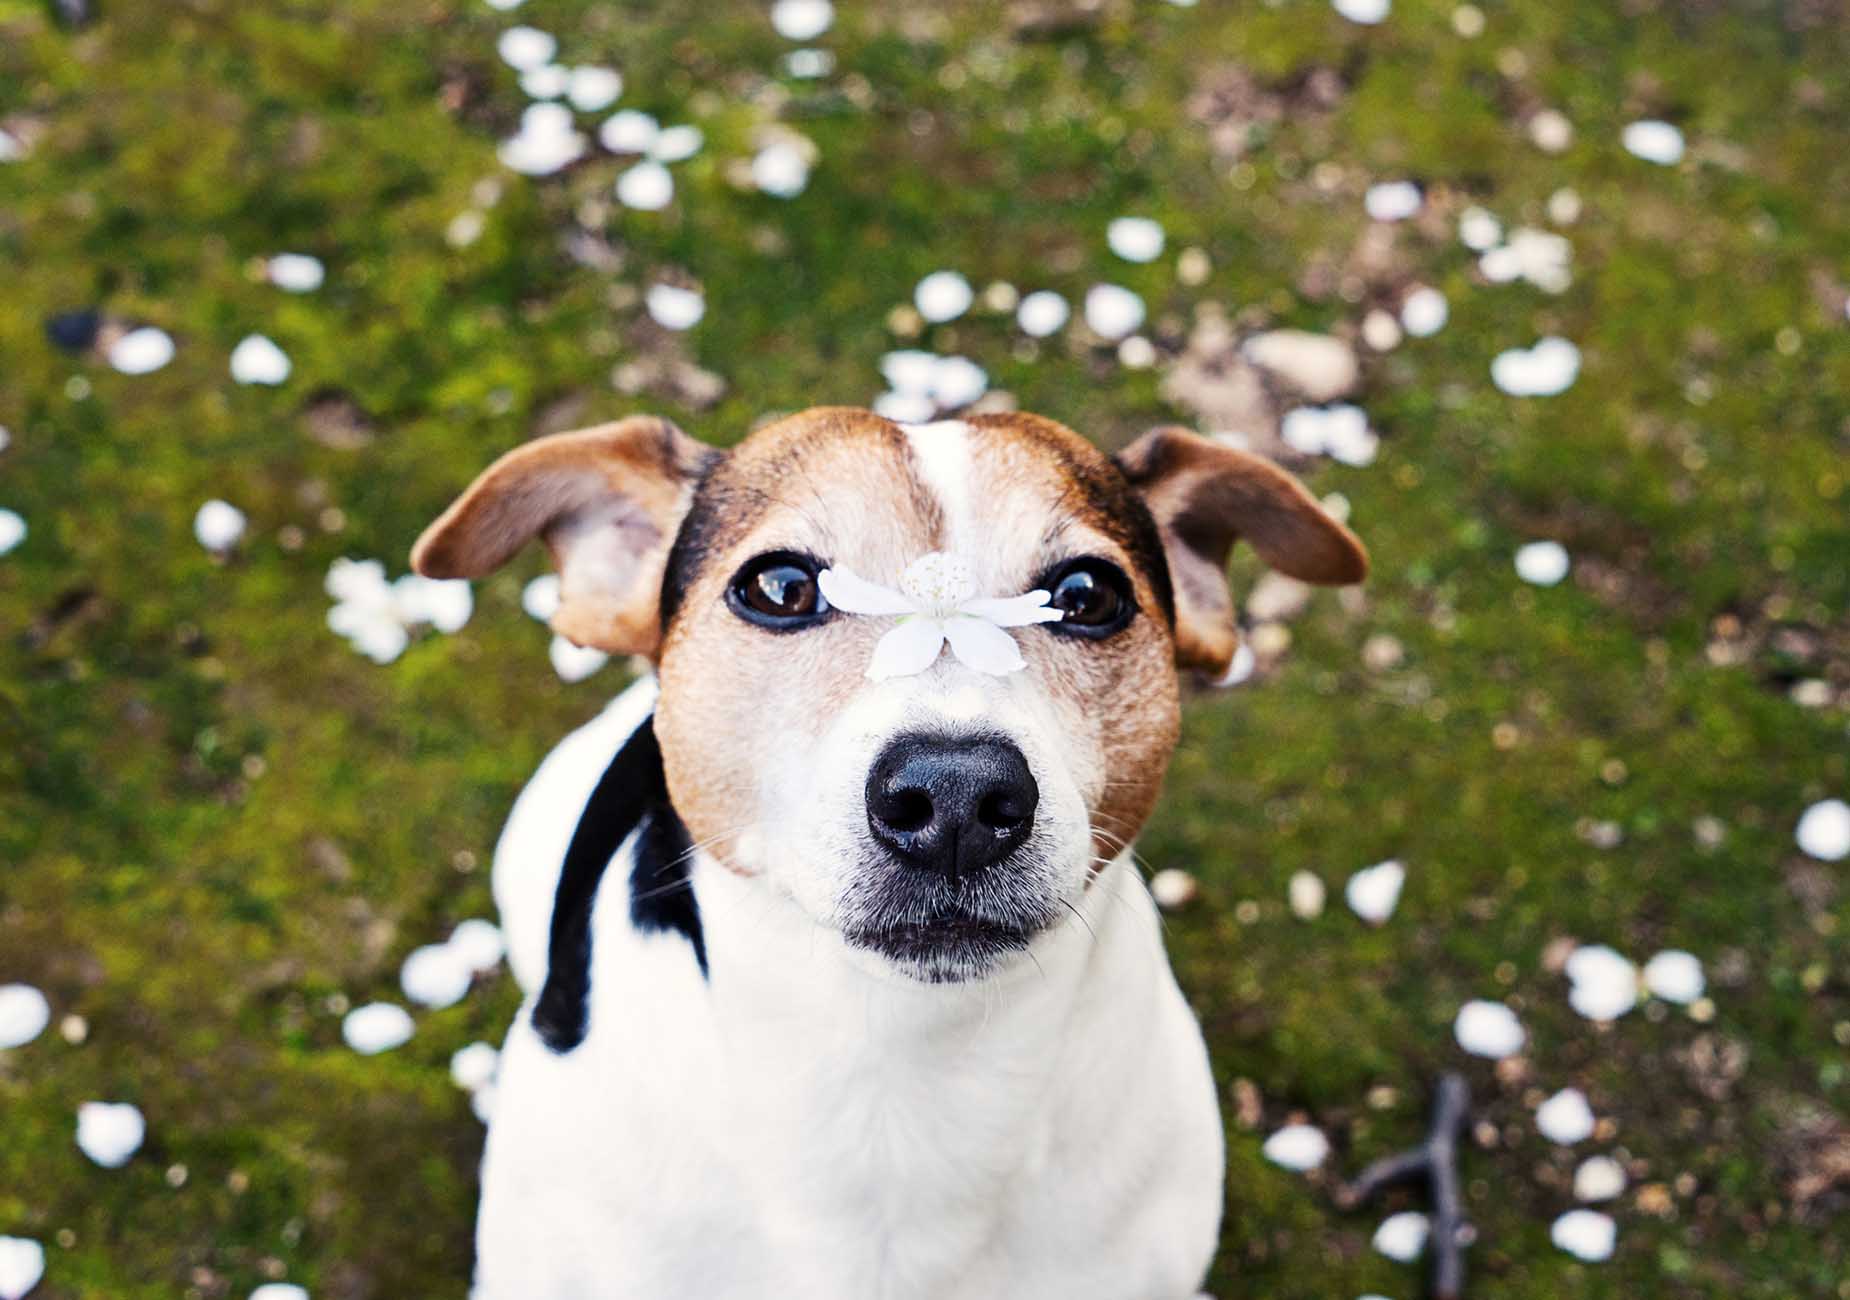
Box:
[977,790,1030,833]
[865,734,1039,879]
[879,788,934,834]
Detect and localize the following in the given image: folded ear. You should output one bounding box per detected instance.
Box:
[1114,426,1367,675]
[412,415,718,658]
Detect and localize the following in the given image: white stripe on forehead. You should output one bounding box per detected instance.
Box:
[898,419,977,552]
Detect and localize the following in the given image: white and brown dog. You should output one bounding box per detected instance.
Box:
[412,407,1365,1299]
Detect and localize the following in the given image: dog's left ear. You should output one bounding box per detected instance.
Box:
[1115,426,1367,675]
[412,415,718,658]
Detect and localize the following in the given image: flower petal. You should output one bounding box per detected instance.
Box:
[961,590,1065,627]
[819,567,917,617]
[943,616,1027,675]
[868,619,946,680]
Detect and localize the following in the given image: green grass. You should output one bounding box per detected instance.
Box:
[2,0,1848,1296]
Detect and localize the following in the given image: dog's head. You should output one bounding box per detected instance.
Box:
[414,407,1364,982]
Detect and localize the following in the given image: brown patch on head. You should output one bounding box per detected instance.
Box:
[410,414,717,656]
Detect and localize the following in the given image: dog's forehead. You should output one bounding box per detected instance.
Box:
[665,406,1169,607]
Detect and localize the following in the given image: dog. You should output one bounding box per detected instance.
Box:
[412,406,1366,1299]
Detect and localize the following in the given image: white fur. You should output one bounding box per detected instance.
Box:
[475,678,1224,1299]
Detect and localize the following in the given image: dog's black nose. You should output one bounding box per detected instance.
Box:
[866,735,1039,880]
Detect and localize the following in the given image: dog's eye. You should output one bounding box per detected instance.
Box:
[727,552,830,629]
[1044,559,1135,637]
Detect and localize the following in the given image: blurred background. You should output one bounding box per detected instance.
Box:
[2,0,1848,1296]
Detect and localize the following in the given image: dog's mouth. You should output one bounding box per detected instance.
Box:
[843,907,1038,983]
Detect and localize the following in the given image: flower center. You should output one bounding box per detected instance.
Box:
[899,551,976,617]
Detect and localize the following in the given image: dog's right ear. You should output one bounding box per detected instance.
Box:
[412,415,718,658]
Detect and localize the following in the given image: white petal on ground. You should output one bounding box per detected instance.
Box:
[1364,180,1421,221]
[1565,944,1638,1021]
[1333,0,1391,22]
[874,391,936,423]
[497,25,557,71]
[1492,336,1581,397]
[400,943,474,1009]
[550,635,610,683]
[393,574,473,632]
[566,65,623,112]
[1551,1209,1617,1262]
[942,616,1027,675]
[0,509,26,557]
[649,125,704,163]
[1242,331,1359,401]
[342,1002,414,1055]
[0,984,51,1049]
[471,1082,498,1123]
[1361,309,1402,352]
[0,1237,46,1300]
[1454,999,1525,1059]
[1214,641,1256,687]
[1345,859,1405,924]
[599,109,659,154]
[751,142,811,197]
[1573,1155,1627,1203]
[615,160,674,209]
[520,64,570,99]
[914,270,974,323]
[1373,1211,1430,1262]
[1083,284,1146,340]
[109,326,176,374]
[646,284,706,330]
[230,334,291,385]
[1118,336,1157,368]
[1795,798,1850,861]
[1288,870,1327,919]
[193,499,247,552]
[1536,1088,1597,1144]
[770,0,834,40]
[881,349,938,395]
[499,117,585,176]
[929,355,987,408]
[267,253,325,292]
[1149,868,1199,910]
[1623,120,1685,166]
[1400,286,1449,337]
[1106,216,1165,262]
[484,0,525,9]
[0,129,24,163]
[1529,108,1574,153]
[1642,950,1705,1004]
[818,567,917,617]
[868,619,949,680]
[1262,1124,1330,1171]
[1281,405,1378,466]
[76,1101,146,1168]
[1016,290,1070,338]
[450,1042,500,1092]
[250,1285,310,1300]
[326,556,390,603]
[785,48,835,78]
[1459,205,1503,251]
[521,574,562,621]
[449,918,507,972]
[1482,227,1572,293]
[1548,187,1583,225]
[1514,540,1570,587]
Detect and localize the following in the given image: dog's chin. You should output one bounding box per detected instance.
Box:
[843,912,1036,984]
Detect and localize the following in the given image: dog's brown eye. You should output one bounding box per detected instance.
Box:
[1045,559,1134,637]
[727,552,830,629]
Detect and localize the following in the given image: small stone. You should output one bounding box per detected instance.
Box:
[194,499,247,552]
[1083,284,1146,340]
[1400,286,1448,337]
[401,944,473,1009]
[915,271,974,323]
[1452,3,1484,35]
[550,634,609,682]
[1106,216,1165,263]
[230,334,291,385]
[1372,1211,1429,1261]
[109,325,176,374]
[0,984,51,1049]
[1361,309,1402,351]
[1551,1208,1616,1261]
[1574,1155,1627,1202]
[267,253,325,292]
[497,26,557,72]
[1536,1088,1596,1145]
[1117,336,1158,369]
[1176,247,1212,285]
[1364,180,1422,222]
[615,160,674,210]
[1288,870,1326,919]
[1547,187,1583,226]
[1149,868,1199,909]
[646,284,706,330]
[342,1002,414,1055]
[1642,950,1705,1004]
[1623,120,1685,166]
[1016,290,1069,338]
[770,0,833,40]
[1262,1124,1330,1171]
[0,1238,46,1300]
[450,1041,500,1092]
[566,66,623,112]
[1514,540,1570,587]
[1454,999,1525,1059]
[1795,798,1850,861]
[1361,633,1404,671]
[1345,859,1405,925]
[76,1101,146,1168]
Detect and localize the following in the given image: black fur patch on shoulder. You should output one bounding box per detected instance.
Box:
[531,714,706,1054]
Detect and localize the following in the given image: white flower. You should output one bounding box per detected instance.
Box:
[76,1101,146,1168]
[818,552,1064,680]
[1263,1123,1330,1171]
